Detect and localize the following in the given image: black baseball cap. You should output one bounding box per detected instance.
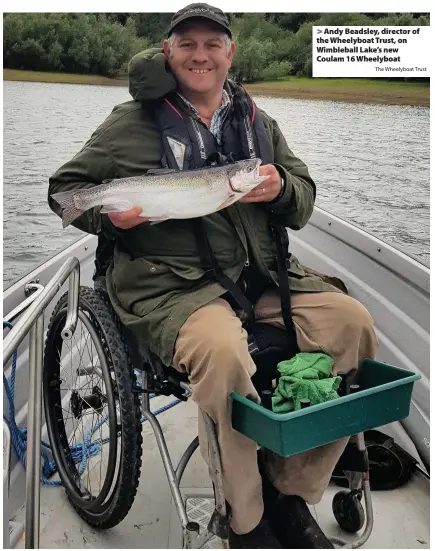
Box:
[168,3,232,38]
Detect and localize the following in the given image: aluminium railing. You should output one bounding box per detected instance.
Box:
[3,257,80,549]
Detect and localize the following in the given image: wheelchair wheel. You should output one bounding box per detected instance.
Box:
[43,286,142,529]
[332,490,365,533]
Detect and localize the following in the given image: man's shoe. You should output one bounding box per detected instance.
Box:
[229,516,282,549]
[267,494,334,549]
[258,451,334,549]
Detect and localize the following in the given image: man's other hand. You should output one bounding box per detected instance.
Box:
[108,207,149,229]
[238,164,282,203]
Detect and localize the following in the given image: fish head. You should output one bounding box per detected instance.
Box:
[227,158,268,193]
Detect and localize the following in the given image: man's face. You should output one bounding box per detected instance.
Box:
[163,21,235,96]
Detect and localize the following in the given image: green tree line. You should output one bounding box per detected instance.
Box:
[3,12,429,80]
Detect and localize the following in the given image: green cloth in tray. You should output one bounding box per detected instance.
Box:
[272,353,341,413]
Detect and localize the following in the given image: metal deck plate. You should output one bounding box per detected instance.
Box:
[185,496,222,549]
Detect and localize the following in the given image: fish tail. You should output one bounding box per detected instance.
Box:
[51,190,84,228]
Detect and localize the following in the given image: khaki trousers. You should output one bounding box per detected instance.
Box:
[171,289,378,534]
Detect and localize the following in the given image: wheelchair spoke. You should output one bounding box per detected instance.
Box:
[53,315,114,499]
[99,417,104,493]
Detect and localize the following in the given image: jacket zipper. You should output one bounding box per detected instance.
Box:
[191,118,207,160]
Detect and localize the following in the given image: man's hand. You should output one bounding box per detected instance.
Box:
[238,164,282,203]
[108,207,149,230]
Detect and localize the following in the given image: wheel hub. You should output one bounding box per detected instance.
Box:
[70,386,107,419]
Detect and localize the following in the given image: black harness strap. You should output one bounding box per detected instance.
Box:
[270,222,297,338]
[192,218,255,326]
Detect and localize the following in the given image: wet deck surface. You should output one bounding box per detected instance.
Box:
[12,396,430,549]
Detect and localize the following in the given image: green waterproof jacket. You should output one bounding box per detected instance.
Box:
[48,48,339,366]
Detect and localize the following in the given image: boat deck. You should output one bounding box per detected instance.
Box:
[11,395,429,549]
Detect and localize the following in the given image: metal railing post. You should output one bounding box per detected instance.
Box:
[4,421,12,549]
[25,315,44,550]
[3,256,80,550]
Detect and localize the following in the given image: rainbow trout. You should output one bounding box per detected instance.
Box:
[52,158,268,228]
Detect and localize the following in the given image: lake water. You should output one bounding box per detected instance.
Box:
[3,80,430,288]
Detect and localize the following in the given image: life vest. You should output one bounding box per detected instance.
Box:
[153,81,274,170]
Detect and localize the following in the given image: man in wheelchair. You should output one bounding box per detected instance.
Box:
[49,3,378,548]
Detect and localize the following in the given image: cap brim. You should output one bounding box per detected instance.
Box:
[168,14,232,38]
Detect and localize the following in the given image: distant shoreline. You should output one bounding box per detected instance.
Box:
[4,69,429,107]
[4,69,128,87]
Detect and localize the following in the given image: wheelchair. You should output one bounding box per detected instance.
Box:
[43,279,374,549]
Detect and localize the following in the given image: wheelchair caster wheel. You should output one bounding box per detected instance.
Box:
[332,490,365,533]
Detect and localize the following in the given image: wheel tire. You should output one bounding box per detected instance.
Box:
[43,286,142,529]
[332,490,365,533]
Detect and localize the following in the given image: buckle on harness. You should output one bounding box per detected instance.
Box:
[247,334,259,355]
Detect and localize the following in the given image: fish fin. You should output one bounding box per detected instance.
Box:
[102,178,113,184]
[51,191,84,228]
[146,168,177,175]
[216,194,236,211]
[148,214,170,225]
[100,202,132,214]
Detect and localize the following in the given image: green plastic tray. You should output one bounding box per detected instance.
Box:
[231,359,420,457]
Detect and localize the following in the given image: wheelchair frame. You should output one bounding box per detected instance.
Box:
[138,369,229,549]
[134,361,375,549]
